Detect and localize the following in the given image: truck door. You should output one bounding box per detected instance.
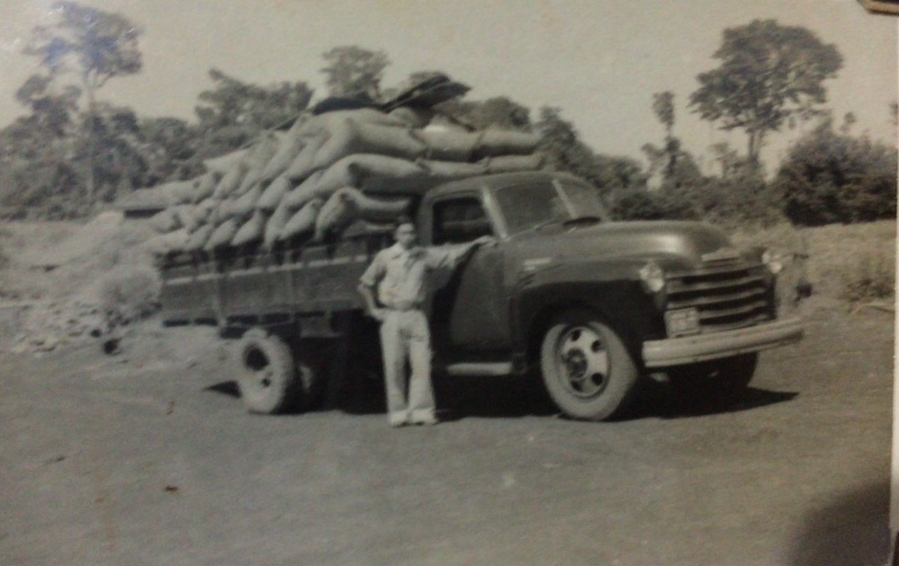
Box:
[429,195,511,356]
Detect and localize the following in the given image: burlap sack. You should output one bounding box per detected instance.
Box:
[388,106,433,128]
[315,188,359,241]
[231,210,266,247]
[192,171,220,203]
[416,128,477,161]
[143,228,189,256]
[334,187,411,222]
[161,179,195,205]
[281,198,323,241]
[260,128,306,183]
[484,153,545,173]
[149,208,179,233]
[285,131,329,182]
[174,203,201,233]
[235,132,281,196]
[281,170,325,211]
[303,108,407,132]
[418,159,488,180]
[308,120,427,173]
[204,148,248,176]
[315,154,428,197]
[256,173,292,213]
[184,222,215,252]
[229,183,262,219]
[205,218,239,251]
[213,162,247,200]
[474,129,540,157]
[264,201,292,248]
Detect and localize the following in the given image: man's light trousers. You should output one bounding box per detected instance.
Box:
[379,309,435,425]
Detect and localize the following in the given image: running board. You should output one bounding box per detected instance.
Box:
[444,362,513,376]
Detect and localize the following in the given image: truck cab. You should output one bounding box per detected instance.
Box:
[412,171,803,419]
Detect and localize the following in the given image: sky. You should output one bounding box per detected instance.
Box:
[0,0,895,173]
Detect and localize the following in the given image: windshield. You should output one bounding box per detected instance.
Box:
[493,179,608,234]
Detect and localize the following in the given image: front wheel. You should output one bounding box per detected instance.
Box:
[540,311,640,421]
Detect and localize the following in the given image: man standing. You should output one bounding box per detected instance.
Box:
[358,216,493,427]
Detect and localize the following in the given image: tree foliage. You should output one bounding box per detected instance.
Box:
[689,19,842,168]
[193,68,313,158]
[25,2,142,89]
[535,106,648,218]
[320,46,389,101]
[18,1,144,200]
[775,118,897,225]
[642,91,702,189]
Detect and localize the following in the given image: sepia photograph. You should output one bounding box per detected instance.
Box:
[0,1,895,564]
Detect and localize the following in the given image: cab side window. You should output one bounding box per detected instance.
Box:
[433,198,493,245]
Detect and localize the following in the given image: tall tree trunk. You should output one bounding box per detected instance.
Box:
[83,74,96,202]
[747,129,764,172]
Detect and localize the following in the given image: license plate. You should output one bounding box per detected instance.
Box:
[665,308,701,337]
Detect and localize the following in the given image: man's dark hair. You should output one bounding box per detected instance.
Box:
[394,214,414,230]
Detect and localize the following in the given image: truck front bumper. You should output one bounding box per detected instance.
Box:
[642,317,804,368]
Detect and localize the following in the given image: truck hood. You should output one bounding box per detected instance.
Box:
[509,220,741,271]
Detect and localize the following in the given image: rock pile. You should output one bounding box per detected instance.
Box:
[143,107,542,256]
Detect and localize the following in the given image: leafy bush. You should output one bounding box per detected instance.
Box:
[96,265,161,327]
[606,175,786,227]
[775,121,897,226]
[840,248,895,303]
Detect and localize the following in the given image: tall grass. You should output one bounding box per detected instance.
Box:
[731,219,895,305]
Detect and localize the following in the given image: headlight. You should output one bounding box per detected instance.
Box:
[762,248,784,275]
[639,260,666,293]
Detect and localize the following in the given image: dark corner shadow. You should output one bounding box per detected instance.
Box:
[788,480,891,566]
[628,384,800,420]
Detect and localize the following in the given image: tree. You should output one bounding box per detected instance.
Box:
[320,46,390,101]
[22,1,143,199]
[535,106,647,220]
[192,68,313,161]
[642,91,702,189]
[689,19,842,168]
[775,118,897,225]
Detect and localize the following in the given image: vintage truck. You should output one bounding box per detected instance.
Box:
[159,170,804,421]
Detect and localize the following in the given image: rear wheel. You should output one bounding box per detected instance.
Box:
[236,329,323,414]
[540,311,639,421]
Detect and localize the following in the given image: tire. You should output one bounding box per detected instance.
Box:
[668,352,757,404]
[539,311,640,421]
[235,328,323,414]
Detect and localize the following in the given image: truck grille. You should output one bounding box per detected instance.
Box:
[665,265,772,333]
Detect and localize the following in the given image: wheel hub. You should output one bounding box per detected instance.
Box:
[563,349,588,380]
[558,325,610,398]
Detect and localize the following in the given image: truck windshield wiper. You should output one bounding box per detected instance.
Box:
[561,216,602,227]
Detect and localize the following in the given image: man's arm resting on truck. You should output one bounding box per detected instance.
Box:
[427,235,496,270]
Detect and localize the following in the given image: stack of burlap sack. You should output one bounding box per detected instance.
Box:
[144,107,542,256]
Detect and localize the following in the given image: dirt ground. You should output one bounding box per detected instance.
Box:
[0,292,892,566]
